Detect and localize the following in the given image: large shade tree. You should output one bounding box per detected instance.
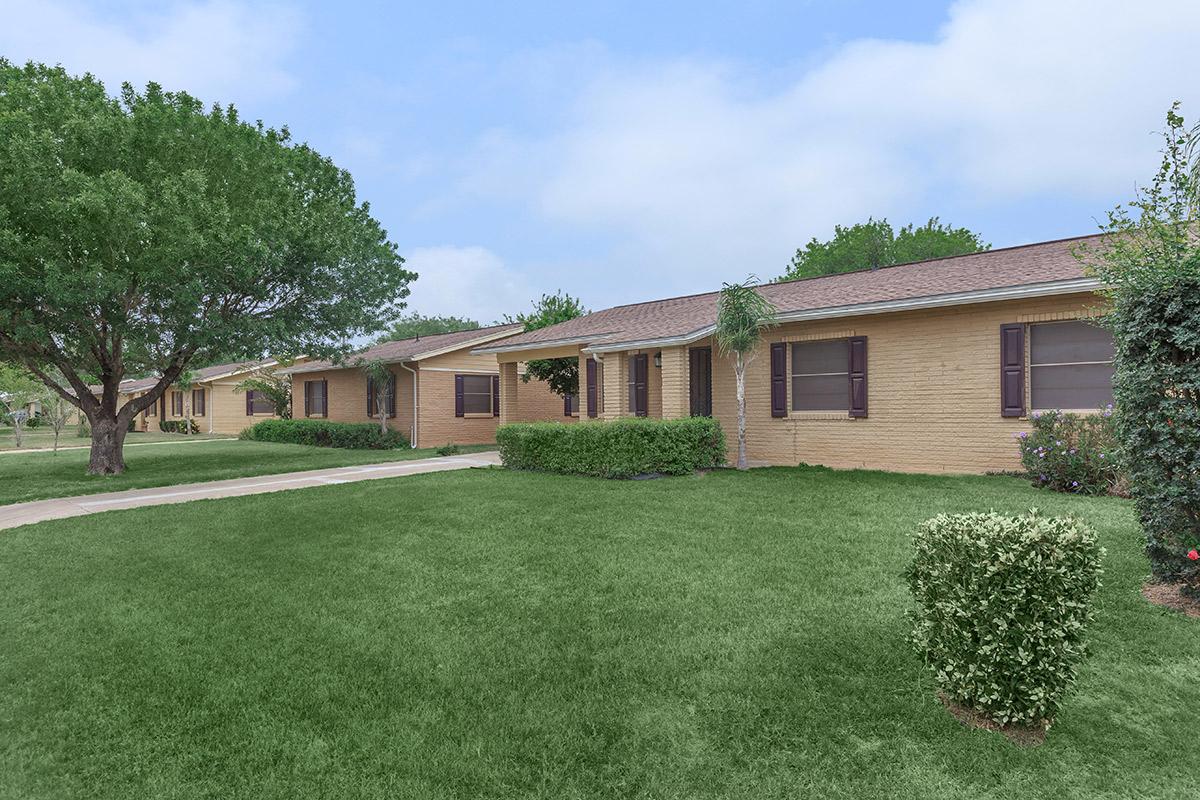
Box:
[0,61,416,473]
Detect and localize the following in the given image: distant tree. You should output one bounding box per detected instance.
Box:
[505,291,588,397]
[780,217,989,280]
[0,363,43,448]
[715,277,777,470]
[0,61,415,474]
[43,392,74,453]
[377,313,479,343]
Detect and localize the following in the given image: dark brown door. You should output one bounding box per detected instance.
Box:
[689,347,712,417]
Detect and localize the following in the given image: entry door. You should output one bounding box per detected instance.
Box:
[689,347,712,417]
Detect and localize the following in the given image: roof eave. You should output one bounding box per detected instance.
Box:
[583,277,1104,354]
[472,333,612,355]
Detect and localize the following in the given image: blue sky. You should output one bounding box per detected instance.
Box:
[4,0,1200,323]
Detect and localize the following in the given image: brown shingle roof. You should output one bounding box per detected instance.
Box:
[478,234,1105,353]
[116,358,278,394]
[284,323,523,374]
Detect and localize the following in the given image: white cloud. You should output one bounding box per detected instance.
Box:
[0,0,301,104]
[401,246,534,325]
[467,0,1200,297]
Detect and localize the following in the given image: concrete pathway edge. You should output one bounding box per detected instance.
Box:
[0,451,502,531]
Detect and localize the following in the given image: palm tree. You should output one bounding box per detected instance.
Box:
[715,277,777,470]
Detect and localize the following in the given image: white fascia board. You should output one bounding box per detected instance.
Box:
[471,333,610,355]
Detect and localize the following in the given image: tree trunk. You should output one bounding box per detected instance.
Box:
[735,353,747,470]
[88,414,128,475]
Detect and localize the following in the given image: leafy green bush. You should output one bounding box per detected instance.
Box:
[1085,105,1200,595]
[1015,408,1122,495]
[496,417,725,478]
[907,511,1103,729]
[436,443,461,456]
[159,419,199,434]
[241,418,408,450]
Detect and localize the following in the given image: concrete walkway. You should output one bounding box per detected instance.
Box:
[0,451,502,531]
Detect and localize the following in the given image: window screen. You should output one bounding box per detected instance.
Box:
[791,339,849,411]
[192,389,205,416]
[171,391,183,416]
[461,374,493,414]
[303,382,325,416]
[1029,320,1114,410]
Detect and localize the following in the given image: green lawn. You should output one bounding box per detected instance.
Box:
[0,428,231,451]
[1,466,1195,799]
[0,439,496,506]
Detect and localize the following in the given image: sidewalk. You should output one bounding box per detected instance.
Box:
[0,451,502,530]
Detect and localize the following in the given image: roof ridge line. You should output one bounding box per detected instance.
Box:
[591,231,1105,314]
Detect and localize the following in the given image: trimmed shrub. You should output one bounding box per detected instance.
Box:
[241,418,408,450]
[907,511,1103,729]
[496,417,725,478]
[159,419,200,434]
[436,443,461,456]
[1015,408,1122,495]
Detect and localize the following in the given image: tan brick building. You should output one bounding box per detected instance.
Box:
[475,234,1115,474]
[282,325,570,448]
[118,359,295,435]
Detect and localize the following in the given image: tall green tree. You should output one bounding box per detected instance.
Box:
[505,291,588,397]
[376,312,479,343]
[781,217,989,280]
[1082,103,1200,597]
[715,277,777,470]
[0,61,415,474]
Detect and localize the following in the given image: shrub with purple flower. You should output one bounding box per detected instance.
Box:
[1015,408,1122,495]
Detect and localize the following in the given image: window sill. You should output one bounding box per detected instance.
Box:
[463,412,494,419]
[787,411,852,420]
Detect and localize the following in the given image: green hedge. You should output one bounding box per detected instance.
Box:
[241,419,409,450]
[159,419,199,434]
[496,417,725,478]
[906,511,1103,729]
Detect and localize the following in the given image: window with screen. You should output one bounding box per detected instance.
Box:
[192,389,205,416]
[461,374,493,414]
[1029,320,1114,410]
[171,391,183,416]
[301,382,324,417]
[791,339,849,411]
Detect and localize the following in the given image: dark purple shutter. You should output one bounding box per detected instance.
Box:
[321,380,328,416]
[455,375,465,417]
[1000,324,1025,417]
[633,354,649,416]
[770,342,787,417]
[246,390,254,416]
[492,375,500,417]
[563,394,571,416]
[848,336,868,418]
[388,374,396,417]
[303,382,311,417]
[586,359,597,418]
[366,376,375,417]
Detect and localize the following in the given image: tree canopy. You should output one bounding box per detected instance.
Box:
[376,312,479,343]
[0,60,416,472]
[780,218,989,281]
[505,291,587,397]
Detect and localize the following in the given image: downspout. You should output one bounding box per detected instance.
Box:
[400,361,418,448]
[208,383,214,434]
